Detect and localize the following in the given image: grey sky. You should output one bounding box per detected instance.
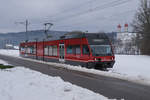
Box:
[0,0,139,33]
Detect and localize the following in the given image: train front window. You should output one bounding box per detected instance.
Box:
[90,45,112,56]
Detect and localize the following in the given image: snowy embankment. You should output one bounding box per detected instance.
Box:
[0,49,150,86]
[0,59,112,100]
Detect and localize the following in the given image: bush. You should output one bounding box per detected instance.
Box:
[0,64,14,69]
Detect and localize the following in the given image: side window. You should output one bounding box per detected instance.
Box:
[52,45,57,56]
[83,45,90,55]
[49,46,52,56]
[44,46,49,55]
[45,45,58,56]
[67,45,73,54]
[27,47,30,54]
[31,46,34,54]
[30,47,33,54]
[25,47,27,53]
[74,45,81,54]
[33,45,36,54]
[20,46,25,52]
[25,45,36,54]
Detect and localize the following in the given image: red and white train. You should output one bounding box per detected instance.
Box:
[20,32,115,69]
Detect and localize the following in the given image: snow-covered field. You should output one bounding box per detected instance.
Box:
[0,49,150,86]
[0,49,19,57]
[0,59,113,100]
[112,55,150,81]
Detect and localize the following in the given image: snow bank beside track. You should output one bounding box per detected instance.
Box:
[0,59,112,100]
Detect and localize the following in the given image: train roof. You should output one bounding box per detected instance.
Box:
[21,32,109,44]
[59,32,110,45]
[60,32,109,40]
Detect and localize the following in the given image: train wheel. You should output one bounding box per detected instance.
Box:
[86,63,94,69]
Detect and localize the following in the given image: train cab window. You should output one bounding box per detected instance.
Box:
[67,45,73,54]
[82,45,90,55]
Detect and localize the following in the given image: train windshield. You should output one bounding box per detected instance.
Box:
[90,45,112,56]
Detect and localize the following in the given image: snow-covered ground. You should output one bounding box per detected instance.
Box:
[0,59,113,100]
[0,49,19,57]
[113,55,150,80]
[0,49,150,86]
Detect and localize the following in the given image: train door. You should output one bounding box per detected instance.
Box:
[59,44,65,62]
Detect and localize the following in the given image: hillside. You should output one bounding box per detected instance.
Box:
[0,30,67,48]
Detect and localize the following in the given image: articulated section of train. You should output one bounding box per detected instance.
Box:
[20,33,115,69]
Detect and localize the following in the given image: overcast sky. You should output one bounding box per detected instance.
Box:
[0,0,140,33]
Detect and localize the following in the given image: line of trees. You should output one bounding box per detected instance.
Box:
[132,0,150,55]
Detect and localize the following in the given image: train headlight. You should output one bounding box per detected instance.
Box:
[95,58,98,61]
[112,57,114,60]
[94,58,101,61]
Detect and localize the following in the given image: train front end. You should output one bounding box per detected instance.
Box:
[86,33,115,69]
[90,44,115,69]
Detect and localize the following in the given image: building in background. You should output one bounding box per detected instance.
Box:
[115,32,139,54]
[117,24,122,33]
[114,24,139,55]
[5,44,14,49]
[5,44,19,50]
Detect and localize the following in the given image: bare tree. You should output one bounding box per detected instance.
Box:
[132,0,150,55]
